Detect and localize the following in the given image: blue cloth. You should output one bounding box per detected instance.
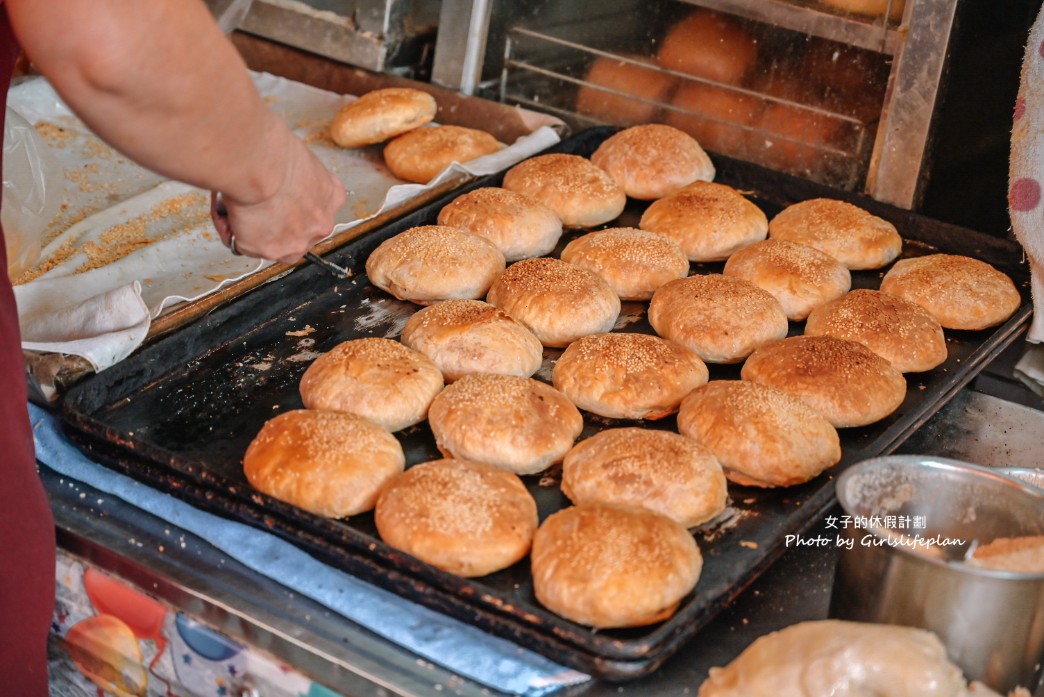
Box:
[30,403,588,696]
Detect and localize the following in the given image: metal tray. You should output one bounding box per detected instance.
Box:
[60,127,1033,680]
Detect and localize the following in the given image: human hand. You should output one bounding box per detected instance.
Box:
[211,137,346,264]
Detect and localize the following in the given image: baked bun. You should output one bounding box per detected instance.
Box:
[486,257,621,348]
[677,380,841,487]
[384,125,503,184]
[648,274,789,364]
[575,54,679,125]
[817,0,906,21]
[531,503,702,628]
[562,428,727,527]
[664,81,761,157]
[436,187,563,261]
[639,181,768,262]
[374,458,538,577]
[741,335,907,428]
[365,225,506,305]
[698,620,968,697]
[551,332,708,419]
[879,254,1021,331]
[501,153,626,228]
[427,373,583,475]
[244,409,405,517]
[400,299,544,381]
[804,289,947,373]
[751,95,843,176]
[722,238,852,321]
[768,198,902,270]
[657,10,758,85]
[559,227,689,301]
[967,535,1044,573]
[590,124,715,200]
[299,337,444,432]
[329,87,437,149]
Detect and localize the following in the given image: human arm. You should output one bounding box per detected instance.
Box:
[5,0,345,262]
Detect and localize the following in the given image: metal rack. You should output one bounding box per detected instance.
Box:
[432,0,958,208]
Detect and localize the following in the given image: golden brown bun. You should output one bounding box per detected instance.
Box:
[562,428,727,527]
[244,409,405,517]
[374,458,538,577]
[648,274,789,364]
[966,535,1044,574]
[299,337,444,432]
[384,125,503,184]
[804,289,947,373]
[698,620,968,697]
[551,332,708,420]
[657,10,759,85]
[741,335,907,428]
[722,238,852,321]
[329,87,437,149]
[502,153,626,228]
[486,257,621,348]
[531,502,702,628]
[664,81,761,157]
[751,98,843,176]
[427,373,583,475]
[677,380,841,487]
[436,187,563,262]
[639,181,768,262]
[817,0,906,21]
[768,198,902,270]
[559,227,689,301]
[365,225,506,305]
[400,299,544,381]
[879,254,1021,331]
[575,55,679,125]
[590,124,715,200]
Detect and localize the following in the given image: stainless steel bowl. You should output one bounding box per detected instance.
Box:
[829,455,1044,693]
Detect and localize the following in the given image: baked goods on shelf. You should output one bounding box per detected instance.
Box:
[329,87,437,149]
[639,181,768,262]
[879,253,1021,330]
[530,502,703,628]
[374,458,538,577]
[664,80,761,158]
[502,153,626,228]
[804,288,947,373]
[768,198,902,270]
[575,54,679,126]
[400,299,544,381]
[486,256,621,348]
[299,337,444,432]
[437,187,563,261]
[698,620,970,697]
[551,332,708,420]
[590,123,715,200]
[741,335,907,428]
[648,274,789,364]
[656,9,759,86]
[384,125,503,184]
[243,409,405,518]
[677,380,841,488]
[365,224,506,305]
[559,227,689,301]
[562,428,727,527]
[817,0,906,22]
[427,373,583,475]
[723,238,851,321]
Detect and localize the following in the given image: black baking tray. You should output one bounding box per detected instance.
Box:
[60,127,1033,680]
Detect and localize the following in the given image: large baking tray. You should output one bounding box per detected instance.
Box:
[60,127,1033,681]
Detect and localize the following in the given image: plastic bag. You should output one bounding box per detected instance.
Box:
[3,106,63,279]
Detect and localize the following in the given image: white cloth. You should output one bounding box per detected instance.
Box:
[7,74,560,374]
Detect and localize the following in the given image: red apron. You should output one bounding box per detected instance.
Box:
[0,7,56,694]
